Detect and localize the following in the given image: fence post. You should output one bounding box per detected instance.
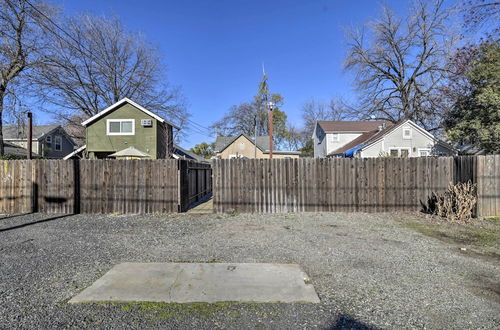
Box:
[178,159,189,212]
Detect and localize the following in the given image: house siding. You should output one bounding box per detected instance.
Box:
[313,124,326,158]
[6,127,75,159]
[360,123,455,157]
[326,132,363,156]
[86,103,158,159]
[217,135,299,159]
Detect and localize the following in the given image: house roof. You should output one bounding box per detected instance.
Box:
[3,142,39,158]
[328,130,381,156]
[214,133,299,155]
[173,144,205,161]
[109,146,151,158]
[63,145,87,160]
[328,119,455,157]
[81,98,181,130]
[3,125,60,140]
[317,120,389,133]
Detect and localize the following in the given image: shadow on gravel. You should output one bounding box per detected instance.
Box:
[0,214,73,233]
[0,213,34,221]
[329,315,375,330]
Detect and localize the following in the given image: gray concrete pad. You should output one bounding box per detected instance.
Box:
[69,263,320,304]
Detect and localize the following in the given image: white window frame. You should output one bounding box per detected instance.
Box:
[106,119,135,136]
[389,148,400,157]
[389,147,411,157]
[418,148,431,157]
[54,136,62,151]
[46,135,52,143]
[330,133,339,142]
[402,127,412,140]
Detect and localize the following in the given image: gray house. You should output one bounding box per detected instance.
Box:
[3,125,76,159]
[313,119,456,158]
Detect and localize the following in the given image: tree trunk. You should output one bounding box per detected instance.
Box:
[0,90,4,157]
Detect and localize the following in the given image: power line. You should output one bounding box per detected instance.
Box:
[21,0,214,141]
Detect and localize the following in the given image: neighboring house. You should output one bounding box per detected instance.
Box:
[173,145,206,162]
[3,125,76,159]
[1,142,39,158]
[214,133,300,159]
[323,119,456,158]
[80,98,180,159]
[313,120,388,158]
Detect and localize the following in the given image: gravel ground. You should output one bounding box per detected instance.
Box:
[0,212,498,329]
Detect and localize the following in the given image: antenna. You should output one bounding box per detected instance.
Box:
[262,62,266,76]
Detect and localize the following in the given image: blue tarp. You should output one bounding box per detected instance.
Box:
[344,144,365,157]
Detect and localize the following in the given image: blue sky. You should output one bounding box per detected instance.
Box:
[53,0,424,148]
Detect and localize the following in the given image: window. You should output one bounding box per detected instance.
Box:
[106,119,135,135]
[403,127,412,139]
[54,136,62,151]
[419,148,431,157]
[239,142,245,150]
[46,135,52,143]
[389,148,411,157]
[331,133,339,142]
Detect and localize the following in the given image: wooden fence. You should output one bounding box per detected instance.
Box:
[0,159,211,214]
[179,160,212,212]
[213,156,500,217]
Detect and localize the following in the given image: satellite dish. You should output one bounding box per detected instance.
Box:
[370,115,376,120]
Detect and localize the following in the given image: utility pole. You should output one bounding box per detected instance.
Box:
[254,115,257,159]
[27,112,32,160]
[267,101,274,159]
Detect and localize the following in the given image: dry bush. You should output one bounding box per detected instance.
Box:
[429,181,477,223]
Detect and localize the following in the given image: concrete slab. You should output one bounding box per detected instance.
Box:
[69,263,320,304]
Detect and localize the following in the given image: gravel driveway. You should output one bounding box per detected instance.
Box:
[0,212,498,329]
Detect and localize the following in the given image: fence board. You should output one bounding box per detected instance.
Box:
[212,157,499,216]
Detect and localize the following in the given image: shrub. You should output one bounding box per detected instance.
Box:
[429,181,477,223]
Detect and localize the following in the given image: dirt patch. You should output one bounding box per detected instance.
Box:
[400,216,500,263]
[465,273,500,304]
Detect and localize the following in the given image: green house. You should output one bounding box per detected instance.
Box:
[80,98,180,159]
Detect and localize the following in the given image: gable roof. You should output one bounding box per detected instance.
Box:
[328,130,381,156]
[317,120,389,133]
[173,144,205,161]
[214,134,269,153]
[3,125,61,140]
[214,134,257,153]
[81,98,181,129]
[214,133,299,155]
[328,119,455,156]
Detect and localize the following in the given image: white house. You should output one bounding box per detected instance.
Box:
[312,120,388,158]
[313,119,456,158]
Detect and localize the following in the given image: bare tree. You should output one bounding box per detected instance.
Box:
[301,98,347,137]
[31,14,188,139]
[462,0,500,37]
[344,0,455,131]
[0,0,50,155]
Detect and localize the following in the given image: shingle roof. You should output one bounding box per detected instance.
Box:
[328,122,398,156]
[318,121,388,132]
[3,142,38,158]
[173,144,205,161]
[328,130,380,155]
[214,134,276,153]
[3,125,60,140]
